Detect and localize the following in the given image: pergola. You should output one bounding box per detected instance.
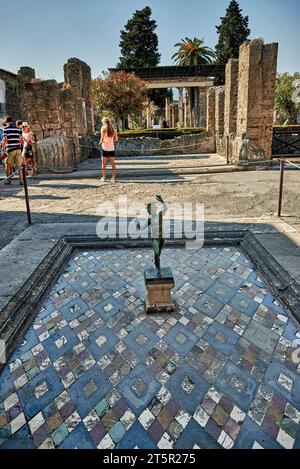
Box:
[109,65,226,128]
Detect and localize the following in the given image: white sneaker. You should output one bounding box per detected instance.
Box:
[101,177,106,183]
[111,177,116,183]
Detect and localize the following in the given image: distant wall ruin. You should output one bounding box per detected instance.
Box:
[0,58,94,172]
[206,39,278,164]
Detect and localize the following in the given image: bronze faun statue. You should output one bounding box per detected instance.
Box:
[136,195,168,276]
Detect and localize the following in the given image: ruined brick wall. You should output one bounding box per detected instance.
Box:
[21,80,64,140]
[215,86,226,156]
[224,59,239,135]
[236,39,278,160]
[0,69,19,119]
[215,86,225,134]
[1,58,94,172]
[64,58,94,136]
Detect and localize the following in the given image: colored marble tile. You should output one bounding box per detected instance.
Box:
[243,320,279,355]
[234,416,282,449]
[203,322,239,355]
[117,364,160,415]
[86,324,119,360]
[123,323,159,359]
[18,366,64,420]
[263,360,300,407]
[215,361,258,412]
[58,423,96,449]
[163,323,198,357]
[166,364,209,414]
[0,245,298,450]
[194,294,223,318]
[229,293,259,317]
[116,422,156,449]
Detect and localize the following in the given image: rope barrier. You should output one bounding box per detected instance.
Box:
[285,159,300,170]
[0,167,23,184]
[78,141,211,154]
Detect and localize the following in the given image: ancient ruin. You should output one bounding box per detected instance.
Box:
[0,38,279,171]
[0,58,95,172]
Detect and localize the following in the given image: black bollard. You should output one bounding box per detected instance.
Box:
[22,165,32,225]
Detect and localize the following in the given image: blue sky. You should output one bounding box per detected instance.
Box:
[1,0,299,81]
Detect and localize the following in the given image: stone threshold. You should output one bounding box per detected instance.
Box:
[26,163,269,180]
[0,221,299,371]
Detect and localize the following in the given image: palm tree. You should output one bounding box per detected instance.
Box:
[172,37,215,127]
[172,37,215,66]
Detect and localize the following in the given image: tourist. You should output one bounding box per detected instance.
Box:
[22,122,34,173]
[16,120,23,130]
[1,116,23,185]
[100,117,118,183]
[0,120,8,177]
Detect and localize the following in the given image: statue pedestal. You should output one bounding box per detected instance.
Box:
[144,267,176,314]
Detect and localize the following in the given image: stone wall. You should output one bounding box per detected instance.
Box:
[115,132,215,156]
[64,58,94,135]
[207,87,216,136]
[36,135,96,173]
[37,137,76,173]
[235,39,278,162]
[21,80,64,140]
[224,59,239,135]
[215,86,225,135]
[20,58,94,141]
[206,39,278,164]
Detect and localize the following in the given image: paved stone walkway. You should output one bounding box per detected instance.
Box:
[1,169,300,251]
[1,246,300,449]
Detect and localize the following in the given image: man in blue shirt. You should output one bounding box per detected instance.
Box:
[1,116,23,185]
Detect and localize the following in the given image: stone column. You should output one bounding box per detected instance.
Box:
[224,59,239,135]
[165,97,171,126]
[207,87,216,134]
[215,86,225,135]
[215,86,225,156]
[146,97,152,129]
[64,59,85,136]
[194,87,200,127]
[236,39,278,160]
[189,88,195,127]
[199,91,207,128]
[170,106,174,128]
[178,88,184,128]
[185,89,190,127]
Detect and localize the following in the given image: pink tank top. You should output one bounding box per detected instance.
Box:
[101,127,117,151]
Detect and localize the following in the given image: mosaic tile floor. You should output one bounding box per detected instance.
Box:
[1,246,300,449]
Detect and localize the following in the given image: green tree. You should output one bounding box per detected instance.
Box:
[172,37,215,65]
[92,71,147,130]
[275,73,300,124]
[118,6,160,68]
[172,37,215,127]
[215,0,250,84]
[118,6,170,126]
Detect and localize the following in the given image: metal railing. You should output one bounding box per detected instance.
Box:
[278,157,300,217]
[272,128,300,158]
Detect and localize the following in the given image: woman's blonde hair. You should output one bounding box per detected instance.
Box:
[102,117,115,138]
